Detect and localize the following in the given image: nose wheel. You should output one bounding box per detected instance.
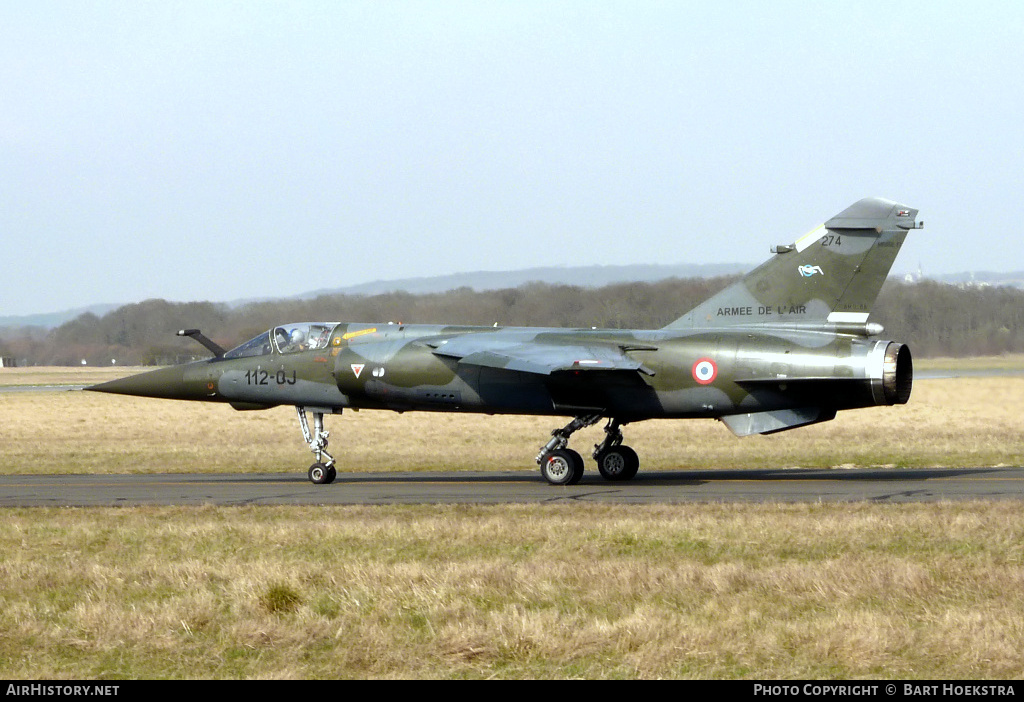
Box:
[308,462,337,485]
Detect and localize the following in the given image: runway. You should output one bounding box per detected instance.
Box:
[1,467,1022,507]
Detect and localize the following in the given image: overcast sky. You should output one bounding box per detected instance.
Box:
[2,1,1022,316]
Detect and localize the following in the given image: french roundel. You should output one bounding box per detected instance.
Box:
[692,358,718,385]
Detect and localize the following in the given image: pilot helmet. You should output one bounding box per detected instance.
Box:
[289,328,306,345]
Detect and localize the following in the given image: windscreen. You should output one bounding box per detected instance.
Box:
[224,331,273,359]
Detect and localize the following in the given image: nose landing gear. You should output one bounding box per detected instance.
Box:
[298,406,337,484]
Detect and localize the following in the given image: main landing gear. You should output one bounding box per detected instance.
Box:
[536,415,640,485]
[298,407,337,484]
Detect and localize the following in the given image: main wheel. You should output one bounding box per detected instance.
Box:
[595,445,639,481]
[308,463,336,485]
[541,448,584,485]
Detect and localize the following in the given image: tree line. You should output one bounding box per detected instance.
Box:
[1,277,1022,366]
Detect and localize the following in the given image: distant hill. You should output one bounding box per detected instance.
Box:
[3,264,748,331]
[291,262,752,300]
[0,304,120,331]
[6,264,1024,331]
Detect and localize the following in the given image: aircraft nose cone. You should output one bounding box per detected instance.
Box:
[86,365,202,401]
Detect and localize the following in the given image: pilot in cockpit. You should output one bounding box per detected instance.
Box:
[288,328,307,352]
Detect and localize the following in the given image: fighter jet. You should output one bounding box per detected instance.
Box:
[88,197,921,485]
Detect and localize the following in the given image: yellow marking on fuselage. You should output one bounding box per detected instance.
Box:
[342,327,378,341]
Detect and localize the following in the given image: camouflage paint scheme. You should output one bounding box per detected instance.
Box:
[88,197,920,485]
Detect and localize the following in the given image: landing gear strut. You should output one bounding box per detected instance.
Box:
[536,415,641,484]
[536,414,601,485]
[592,418,639,482]
[297,406,337,484]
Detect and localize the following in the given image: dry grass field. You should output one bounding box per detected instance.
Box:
[1,365,1023,679]
[1,503,1022,679]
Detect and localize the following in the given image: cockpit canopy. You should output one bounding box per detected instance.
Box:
[224,323,339,359]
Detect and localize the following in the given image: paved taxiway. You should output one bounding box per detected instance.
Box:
[1,467,1022,507]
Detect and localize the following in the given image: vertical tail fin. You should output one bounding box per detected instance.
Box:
[664,197,922,330]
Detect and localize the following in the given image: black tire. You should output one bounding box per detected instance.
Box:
[541,448,584,485]
[308,463,333,485]
[564,448,585,485]
[596,445,639,481]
